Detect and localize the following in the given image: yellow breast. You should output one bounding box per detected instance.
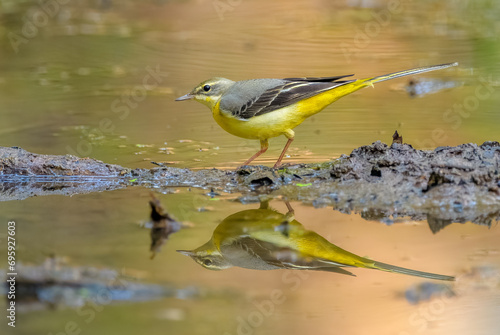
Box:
[212,100,320,140]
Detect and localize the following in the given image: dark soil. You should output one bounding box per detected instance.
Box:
[0,146,128,176]
[1,142,499,229]
[0,146,129,200]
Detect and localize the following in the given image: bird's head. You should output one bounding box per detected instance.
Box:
[177,241,233,271]
[175,77,235,109]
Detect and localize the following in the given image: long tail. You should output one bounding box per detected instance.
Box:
[364,62,458,85]
[328,62,458,103]
[371,260,455,281]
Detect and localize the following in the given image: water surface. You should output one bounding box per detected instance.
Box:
[1,0,499,334]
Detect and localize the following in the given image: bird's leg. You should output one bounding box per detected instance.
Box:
[284,201,294,216]
[242,139,268,166]
[277,201,294,238]
[273,130,295,168]
[259,199,270,210]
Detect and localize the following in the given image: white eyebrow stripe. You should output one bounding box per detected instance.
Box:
[280,83,311,92]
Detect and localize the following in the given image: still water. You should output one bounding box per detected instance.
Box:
[1,0,499,334]
[1,189,499,335]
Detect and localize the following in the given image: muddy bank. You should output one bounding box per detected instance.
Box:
[1,142,499,227]
[0,146,128,176]
[0,146,130,200]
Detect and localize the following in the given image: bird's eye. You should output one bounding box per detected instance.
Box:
[203,259,213,266]
[203,84,211,92]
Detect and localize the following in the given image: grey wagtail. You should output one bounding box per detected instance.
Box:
[176,62,458,168]
[177,201,454,281]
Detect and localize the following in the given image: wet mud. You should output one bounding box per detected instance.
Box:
[0,146,129,200]
[1,141,499,227]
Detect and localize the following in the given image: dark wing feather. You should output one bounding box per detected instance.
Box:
[235,76,355,119]
[221,237,355,276]
[282,74,354,82]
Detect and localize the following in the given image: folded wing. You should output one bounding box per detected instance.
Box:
[220,75,355,120]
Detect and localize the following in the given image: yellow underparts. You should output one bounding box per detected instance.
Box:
[211,79,370,141]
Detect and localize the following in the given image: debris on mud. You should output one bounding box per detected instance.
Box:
[147,193,184,259]
[1,141,499,228]
[392,130,403,145]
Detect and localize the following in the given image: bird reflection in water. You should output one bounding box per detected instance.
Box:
[178,202,454,281]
